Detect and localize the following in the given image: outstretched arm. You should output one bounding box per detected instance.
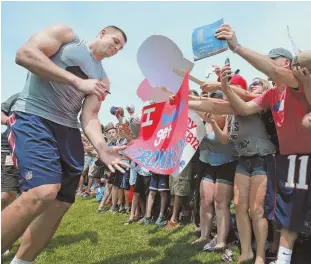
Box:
[220,66,263,116]
[215,24,299,88]
[187,96,236,115]
[80,78,130,173]
[200,82,260,101]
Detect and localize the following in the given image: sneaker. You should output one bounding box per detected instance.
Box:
[138,217,145,224]
[155,215,167,226]
[124,219,134,225]
[118,204,124,213]
[265,248,277,261]
[203,237,217,251]
[144,217,152,225]
[119,207,127,214]
[222,249,233,263]
[76,191,84,197]
[113,207,120,214]
[165,220,178,229]
[125,207,131,214]
[82,192,90,198]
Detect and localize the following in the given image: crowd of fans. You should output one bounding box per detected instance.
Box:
[1,22,311,264]
[75,50,311,264]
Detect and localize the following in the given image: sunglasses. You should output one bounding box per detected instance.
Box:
[250,80,263,87]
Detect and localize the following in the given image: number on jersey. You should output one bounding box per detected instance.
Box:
[285,155,309,190]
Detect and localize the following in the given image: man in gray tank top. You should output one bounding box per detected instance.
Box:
[2,24,130,264]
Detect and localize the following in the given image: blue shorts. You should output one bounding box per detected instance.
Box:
[149,173,169,192]
[264,154,311,235]
[236,155,266,177]
[7,112,84,203]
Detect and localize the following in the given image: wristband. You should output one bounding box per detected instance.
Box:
[233,44,241,53]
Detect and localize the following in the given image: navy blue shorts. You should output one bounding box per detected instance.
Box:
[7,112,84,203]
[264,154,311,235]
[149,173,169,192]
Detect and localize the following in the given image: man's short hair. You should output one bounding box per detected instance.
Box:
[104,25,127,43]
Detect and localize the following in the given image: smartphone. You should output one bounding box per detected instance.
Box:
[225,57,230,66]
[224,58,232,82]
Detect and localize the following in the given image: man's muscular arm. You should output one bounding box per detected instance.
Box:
[15,24,79,86]
[16,24,107,100]
[80,78,130,173]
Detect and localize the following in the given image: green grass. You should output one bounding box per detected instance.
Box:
[2,198,238,264]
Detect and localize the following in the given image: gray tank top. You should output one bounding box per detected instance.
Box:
[228,114,276,157]
[12,33,107,128]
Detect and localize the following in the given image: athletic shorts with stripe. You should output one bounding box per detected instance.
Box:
[7,112,84,204]
[264,154,311,235]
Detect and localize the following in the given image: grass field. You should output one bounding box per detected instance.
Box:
[2,198,238,264]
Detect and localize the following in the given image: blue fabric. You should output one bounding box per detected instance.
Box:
[95,187,105,202]
[8,111,84,203]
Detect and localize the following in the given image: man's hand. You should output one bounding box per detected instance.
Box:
[75,79,108,101]
[98,145,130,173]
[293,66,311,88]
[215,24,239,51]
[220,65,233,92]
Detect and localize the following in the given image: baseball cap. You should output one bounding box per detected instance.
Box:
[230,74,247,90]
[210,90,223,99]
[104,122,115,132]
[126,104,135,111]
[268,48,294,61]
[292,50,311,73]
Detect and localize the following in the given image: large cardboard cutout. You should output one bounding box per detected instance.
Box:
[137,35,194,96]
[136,78,173,103]
[171,111,206,177]
[124,73,189,175]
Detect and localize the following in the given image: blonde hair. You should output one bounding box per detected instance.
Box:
[252,77,271,91]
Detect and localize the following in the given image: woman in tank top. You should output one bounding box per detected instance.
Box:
[213,78,276,264]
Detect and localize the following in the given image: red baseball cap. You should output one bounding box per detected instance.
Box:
[230,74,247,90]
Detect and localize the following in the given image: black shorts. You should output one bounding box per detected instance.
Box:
[1,152,19,192]
[107,173,116,185]
[264,154,311,234]
[133,174,150,195]
[149,173,170,192]
[113,170,130,190]
[198,160,237,186]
